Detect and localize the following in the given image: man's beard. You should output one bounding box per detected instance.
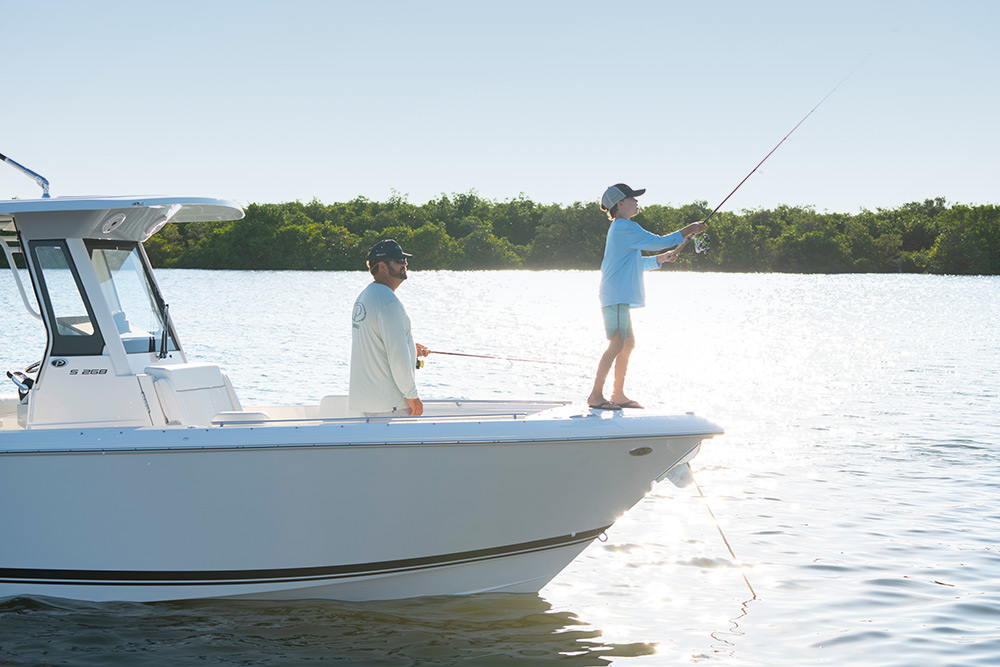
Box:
[388,264,407,281]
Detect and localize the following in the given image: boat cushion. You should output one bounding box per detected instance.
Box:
[145,363,228,391]
[145,363,242,426]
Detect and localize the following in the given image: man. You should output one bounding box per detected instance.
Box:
[349,239,429,417]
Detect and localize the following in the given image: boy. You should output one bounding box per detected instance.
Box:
[588,183,707,410]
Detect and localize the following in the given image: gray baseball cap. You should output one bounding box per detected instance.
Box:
[601,183,646,210]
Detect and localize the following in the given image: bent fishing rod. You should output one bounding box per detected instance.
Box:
[675,56,870,256]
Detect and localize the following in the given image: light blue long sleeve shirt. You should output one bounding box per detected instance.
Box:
[598,219,684,308]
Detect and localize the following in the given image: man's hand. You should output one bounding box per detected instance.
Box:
[415,343,430,358]
[408,397,424,416]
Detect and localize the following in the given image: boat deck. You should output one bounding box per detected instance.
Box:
[0,395,573,431]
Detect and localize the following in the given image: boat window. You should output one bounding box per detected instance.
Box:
[29,241,105,356]
[86,241,178,355]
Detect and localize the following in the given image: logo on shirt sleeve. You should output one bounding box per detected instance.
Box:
[353,303,367,323]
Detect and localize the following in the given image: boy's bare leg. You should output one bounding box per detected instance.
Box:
[589,334,625,406]
[609,335,636,405]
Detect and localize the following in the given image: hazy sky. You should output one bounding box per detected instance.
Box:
[2,0,996,213]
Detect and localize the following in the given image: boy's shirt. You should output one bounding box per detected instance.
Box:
[599,218,684,308]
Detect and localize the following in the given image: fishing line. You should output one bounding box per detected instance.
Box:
[675,54,872,256]
[688,463,757,599]
[427,349,578,366]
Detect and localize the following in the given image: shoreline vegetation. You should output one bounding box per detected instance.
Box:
[14,193,1000,274]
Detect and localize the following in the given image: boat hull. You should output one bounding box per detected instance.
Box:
[0,410,718,602]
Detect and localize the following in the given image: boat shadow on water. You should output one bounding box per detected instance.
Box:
[0,593,656,665]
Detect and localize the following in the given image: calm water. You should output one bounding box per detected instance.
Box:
[1,269,999,665]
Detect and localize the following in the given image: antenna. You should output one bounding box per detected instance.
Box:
[0,152,51,198]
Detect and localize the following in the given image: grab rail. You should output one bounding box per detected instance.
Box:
[1,236,42,320]
[210,412,535,427]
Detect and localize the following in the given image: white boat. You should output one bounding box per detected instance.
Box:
[0,156,723,602]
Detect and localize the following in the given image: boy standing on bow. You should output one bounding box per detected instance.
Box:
[588,183,706,410]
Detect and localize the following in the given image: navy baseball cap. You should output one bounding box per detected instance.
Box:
[601,183,646,210]
[367,239,413,264]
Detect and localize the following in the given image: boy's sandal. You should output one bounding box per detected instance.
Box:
[588,401,620,411]
[617,400,644,409]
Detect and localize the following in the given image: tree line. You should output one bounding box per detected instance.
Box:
[28,193,1000,274]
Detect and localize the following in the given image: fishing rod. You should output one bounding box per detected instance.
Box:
[674,56,870,257]
[426,349,577,366]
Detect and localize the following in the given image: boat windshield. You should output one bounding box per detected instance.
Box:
[29,240,105,356]
[86,241,178,355]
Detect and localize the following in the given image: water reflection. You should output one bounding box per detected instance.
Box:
[708,597,755,660]
[0,594,656,665]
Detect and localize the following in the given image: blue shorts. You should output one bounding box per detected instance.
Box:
[602,304,634,340]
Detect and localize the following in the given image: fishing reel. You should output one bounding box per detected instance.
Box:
[692,234,710,254]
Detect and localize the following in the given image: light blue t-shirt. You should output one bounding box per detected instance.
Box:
[598,218,684,308]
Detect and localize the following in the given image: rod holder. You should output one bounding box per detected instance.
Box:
[0,152,51,198]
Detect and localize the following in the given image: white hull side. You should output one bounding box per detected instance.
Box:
[0,414,717,602]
